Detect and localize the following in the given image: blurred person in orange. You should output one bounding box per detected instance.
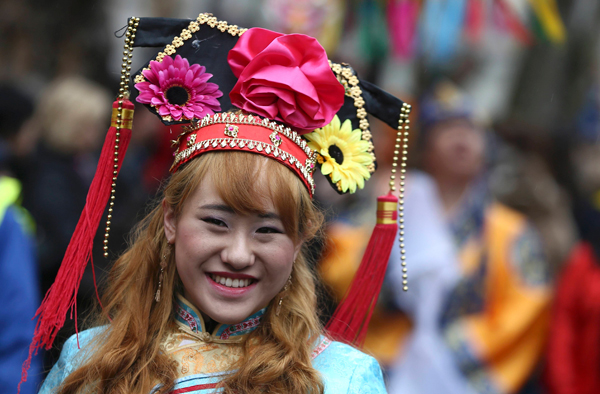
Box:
[389,81,551,394]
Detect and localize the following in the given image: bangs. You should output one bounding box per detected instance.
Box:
[196,151,306,239]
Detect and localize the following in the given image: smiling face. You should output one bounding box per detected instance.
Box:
[164,164,302,325]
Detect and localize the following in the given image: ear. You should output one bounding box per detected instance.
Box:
[163,199,177,244]
[292,239,303,263]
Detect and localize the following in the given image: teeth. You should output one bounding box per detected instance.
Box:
[210,274,253,288]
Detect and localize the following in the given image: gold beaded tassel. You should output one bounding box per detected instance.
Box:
[103,17,140,258]
[389,103,412,291]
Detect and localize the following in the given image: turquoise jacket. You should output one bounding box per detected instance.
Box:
[40,296,387,393]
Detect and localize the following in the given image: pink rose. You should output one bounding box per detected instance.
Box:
[228,28,345,133]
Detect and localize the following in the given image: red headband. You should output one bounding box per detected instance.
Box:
[171,112,317,196]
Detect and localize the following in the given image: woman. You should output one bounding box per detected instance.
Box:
[28,13,410,394]
[40,150,385,393]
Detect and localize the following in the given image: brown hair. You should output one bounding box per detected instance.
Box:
[55,151,325,394]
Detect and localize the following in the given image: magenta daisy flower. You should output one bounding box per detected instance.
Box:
[135,54,223,121]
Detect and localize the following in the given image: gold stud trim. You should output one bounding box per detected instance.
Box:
[328,61,376,172]
[224,124,239,138]
[178,112,316,158]
[388,102,412,291]
[105,16,139,258]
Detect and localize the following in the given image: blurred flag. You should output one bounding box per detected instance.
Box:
[262,0,346,54]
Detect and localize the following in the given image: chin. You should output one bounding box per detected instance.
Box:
[208,309,255,325]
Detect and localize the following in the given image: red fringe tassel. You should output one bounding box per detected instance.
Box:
[19,99,134,392]
[326,193,398,346]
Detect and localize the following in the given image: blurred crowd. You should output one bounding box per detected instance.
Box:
[2,1,600,394]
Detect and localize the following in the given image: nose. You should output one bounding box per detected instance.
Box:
[220,232,255,270]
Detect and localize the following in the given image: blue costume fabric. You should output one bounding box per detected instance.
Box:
[40,295,386,393]
[0,177,42,394]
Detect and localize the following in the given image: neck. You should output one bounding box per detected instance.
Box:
[433,175,472,215]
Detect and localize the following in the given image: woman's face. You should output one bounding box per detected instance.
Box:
[164,169,302,325]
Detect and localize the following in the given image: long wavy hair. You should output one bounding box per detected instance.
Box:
[55,151,325,394]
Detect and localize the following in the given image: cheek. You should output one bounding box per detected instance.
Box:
[261,242,296,280]
[430,138,454,163]
[472,138,486,160]
[173,225,214,272]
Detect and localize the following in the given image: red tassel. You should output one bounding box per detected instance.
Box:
[19,99,134,392]
[325,193,398,346]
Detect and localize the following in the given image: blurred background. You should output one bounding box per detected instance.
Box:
[1,0,600,393]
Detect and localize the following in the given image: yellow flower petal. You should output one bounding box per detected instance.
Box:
[321,161,333,175]
[341,177,350,193]
[330,114,341,132]
[349,181,357,194]
[330,167,342,183]
[355,175,365,190]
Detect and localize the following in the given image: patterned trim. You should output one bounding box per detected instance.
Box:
[182,112,316,159]
[174,295,265,342]
[443,319,499,394]
[311,336,332,359]
[176,303,199,333]
[170,383,219,393]
[219,315,262,340]
[153,372,230,394]
[174,137,315,194]
[328,61,376,173]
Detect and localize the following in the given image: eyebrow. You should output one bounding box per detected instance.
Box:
[199,204,235,213]
[258,212,281,220]
[199,204,281,220]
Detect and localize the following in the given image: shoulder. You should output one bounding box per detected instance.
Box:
[63,326,105,356]
[312,337,387,394]
[39,327,106,394]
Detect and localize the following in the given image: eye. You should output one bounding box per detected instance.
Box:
[202,217,227,227]
[256,226,283,234]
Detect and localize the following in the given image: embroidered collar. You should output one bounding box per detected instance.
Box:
[174,294,265,341]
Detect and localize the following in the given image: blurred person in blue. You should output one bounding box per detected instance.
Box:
[388,81,551,394]
[0,83,42,394]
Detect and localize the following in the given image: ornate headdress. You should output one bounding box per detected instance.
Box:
[20,14,412,389]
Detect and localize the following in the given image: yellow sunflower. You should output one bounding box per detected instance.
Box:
[305,115,374,193]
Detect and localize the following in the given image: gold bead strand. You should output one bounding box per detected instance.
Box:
[104,16,139,258]
[398,103,411,291]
